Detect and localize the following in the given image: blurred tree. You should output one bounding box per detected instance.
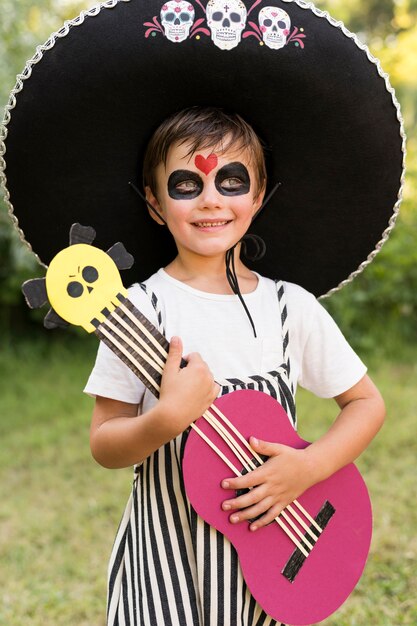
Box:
[314,0,396,38]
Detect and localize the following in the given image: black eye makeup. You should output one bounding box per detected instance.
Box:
[215,162,251,196]
[168,169,203,200]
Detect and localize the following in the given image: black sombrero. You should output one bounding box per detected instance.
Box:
[0,0,405,297]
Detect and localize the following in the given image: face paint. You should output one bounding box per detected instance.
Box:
[194,153,218,175]
[214,162,251,196]
[168,169,203,200]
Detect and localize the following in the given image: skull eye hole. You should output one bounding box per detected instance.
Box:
[263,18,272,27]
[179,12,191,21]
[82,266,99,283]
[212,11,223,21]
[67,281,84,298]
[278,20,286,28]
[164,12,175,21]
[230,12,241,22]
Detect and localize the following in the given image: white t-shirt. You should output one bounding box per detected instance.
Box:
[84,269,366,412]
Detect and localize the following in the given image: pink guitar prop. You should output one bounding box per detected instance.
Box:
[22,225,373,626]
[183,390,372,626]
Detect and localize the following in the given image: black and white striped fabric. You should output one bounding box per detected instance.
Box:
[107,281,294,625]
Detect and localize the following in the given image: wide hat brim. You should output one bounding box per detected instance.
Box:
[1,0,405,297]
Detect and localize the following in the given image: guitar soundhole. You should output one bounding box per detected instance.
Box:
[236,455,269,523]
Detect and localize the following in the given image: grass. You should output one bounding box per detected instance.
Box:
[0,336,416,625]
[0,336,131,626]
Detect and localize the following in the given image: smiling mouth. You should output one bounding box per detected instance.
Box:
[192,220,231,228]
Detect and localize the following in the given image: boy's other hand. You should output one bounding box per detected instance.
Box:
[220,437,312,531]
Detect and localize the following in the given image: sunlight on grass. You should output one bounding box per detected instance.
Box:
[0,339,416,625]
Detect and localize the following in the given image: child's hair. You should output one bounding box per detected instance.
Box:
[143,106,267,197]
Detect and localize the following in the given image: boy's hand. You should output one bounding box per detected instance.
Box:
[159,336,219,436]
[221,437,313,531]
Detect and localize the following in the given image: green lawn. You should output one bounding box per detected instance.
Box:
[0,337,416,625]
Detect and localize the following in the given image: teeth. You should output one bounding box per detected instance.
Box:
[195,221,228,227]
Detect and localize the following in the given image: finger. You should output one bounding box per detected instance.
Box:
[250,436,285,456]
[165,336,183,370]
[184,351,204,364]
[229,497,273,525]
[222,485,266,512]
[221,468,263,491]
[249,502,285,531]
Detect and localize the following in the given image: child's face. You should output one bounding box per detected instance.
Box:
[145,141,265,263]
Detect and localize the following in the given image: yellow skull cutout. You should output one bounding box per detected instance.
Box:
[46,243,127,332]
[22,224,133,333]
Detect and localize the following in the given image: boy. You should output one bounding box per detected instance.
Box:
[85,107,385,626]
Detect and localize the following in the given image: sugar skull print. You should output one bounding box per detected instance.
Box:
[206,0,247,50]
[258,7,291,49]
[160,0,195,43]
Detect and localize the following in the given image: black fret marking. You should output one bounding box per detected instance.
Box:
[281,500,335,583]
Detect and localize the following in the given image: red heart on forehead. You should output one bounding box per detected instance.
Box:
[194,153,218,175]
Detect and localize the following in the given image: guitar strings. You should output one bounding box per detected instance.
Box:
[187,385,319,537]
[119,302,168,359]
[101,311,321,548]
[100,316,313,556]
[100,326,314,556]
[107,307,321,536]
[203,404,316,548]
[112,310,166,369]
[117,299,317,530]
[102,316,164,373]
[100,308,322,552]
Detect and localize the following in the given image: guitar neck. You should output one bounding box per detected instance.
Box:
[92,293,182,398]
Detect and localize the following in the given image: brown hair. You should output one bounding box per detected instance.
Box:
[143,106,267,197]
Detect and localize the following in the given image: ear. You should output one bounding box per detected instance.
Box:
[145,186,165,226]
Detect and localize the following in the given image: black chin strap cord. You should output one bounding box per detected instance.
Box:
[225,182,281,338]
[129,181,167,225]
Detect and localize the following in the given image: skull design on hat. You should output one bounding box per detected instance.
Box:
[206,0,247,50]
[160,0,195,43]
[258,6,290,49]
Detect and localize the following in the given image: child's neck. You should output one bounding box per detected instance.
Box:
[164,253,258,295]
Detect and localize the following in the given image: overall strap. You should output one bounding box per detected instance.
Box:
[274,279,297,426]
[139,282,166,335]
[275,280,289,365]
[274,280,292,390]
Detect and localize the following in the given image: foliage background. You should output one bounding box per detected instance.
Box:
[0,1,416,625]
